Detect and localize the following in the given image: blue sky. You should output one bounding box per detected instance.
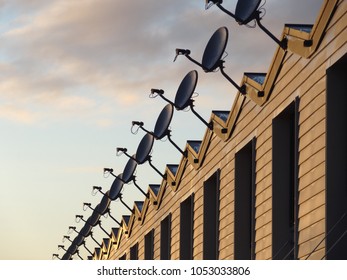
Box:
[0,0,322,259]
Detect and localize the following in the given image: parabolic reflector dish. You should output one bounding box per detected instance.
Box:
[174,70,198,110]
[235,0,261,25]
[135,133,154,165]
[153,104,174,140]
[99,191,111,215]
[122,157,138,183]
[201,27,228,72]
[109,174,124,200]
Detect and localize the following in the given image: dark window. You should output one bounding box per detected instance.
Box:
[326,53,347,260]
[119,253,126,260]
[160,214,171,260]
[272,100,299,260]
[130,243,138,260]
[180,194,194,260]
[203,170,220,260]
[144,229,154,260]
[234,138,256,260]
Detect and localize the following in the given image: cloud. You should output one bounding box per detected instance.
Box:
[0,0,323,127]
[0,103,39,124]
[0,1,202,126]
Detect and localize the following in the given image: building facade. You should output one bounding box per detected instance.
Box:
[92,0,346,260]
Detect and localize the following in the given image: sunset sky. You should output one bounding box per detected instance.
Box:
[0,0,322,260]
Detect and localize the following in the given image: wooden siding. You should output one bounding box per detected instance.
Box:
[104,0,347,260]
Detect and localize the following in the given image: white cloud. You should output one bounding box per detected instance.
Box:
[0,104,39,124]
[0,0,323,128]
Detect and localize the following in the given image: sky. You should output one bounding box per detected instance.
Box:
[0,0,323,260]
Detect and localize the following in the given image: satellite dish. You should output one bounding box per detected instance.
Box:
[153,104,174,139]
[98,191,111,215]
[62,252,71,260]
[80,223,92,237]
[122,157,138,183]
[174,27,247,95]
[135,133,154,164]
[201,27,228,72]
[103,164,140,199]
[176,70,213,130]
[205,0,287,49]
[102,159,148,198]
[153,103,188,156]
[135,132,167,179]
[122,156,150,198]
[132,104,186,156]
[175,70,196,109]
[131,104,173,140]
[109,174,124,200]
[83,201,111,235]
[72,234,84,247]
[154,70,213,131]
[67,243,78,255]
[174,70,198,110]
[235,0,261,24]
[88,209,101,227]
[107,173,133,213]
